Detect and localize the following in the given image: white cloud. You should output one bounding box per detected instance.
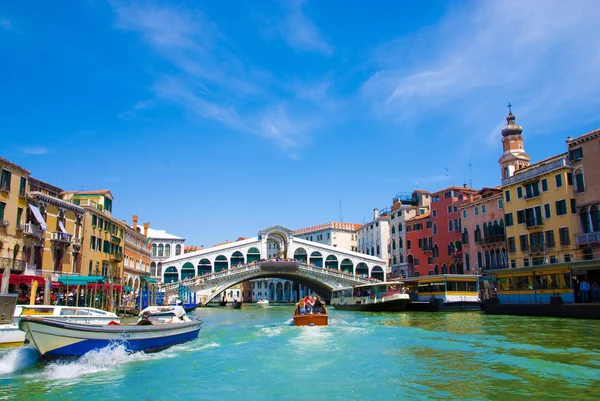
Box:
[278,0,332,55]
[362,0,600,146]
[21,147,48,155]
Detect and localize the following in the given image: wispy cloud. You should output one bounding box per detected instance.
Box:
[361,0,600,149]
[21,147,48,155]
[111,2,330,154]
[278,0,332,55]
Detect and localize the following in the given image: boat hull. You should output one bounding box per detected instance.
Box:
[332,298,409,312]
[0,323,25,346]
[293,313,328,326]
[19,317,202,358]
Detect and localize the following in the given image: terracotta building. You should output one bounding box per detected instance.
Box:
[405,212,433,276]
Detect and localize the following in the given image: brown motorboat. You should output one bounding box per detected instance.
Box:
[293,306,328,326]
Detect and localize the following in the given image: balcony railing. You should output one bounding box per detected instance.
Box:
[577,232,600,246]
[501,158,569,186]
[0,183,10,194]
[528,244,545,253]
[110,252,123,262]
[50,232,72,243]
[21,222,45,238]
[481,234,506,245]
[422,244,433,252]
[0,257,26,271]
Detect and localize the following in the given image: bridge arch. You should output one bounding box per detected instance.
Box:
[231,251,244,268]
[198,259,211,275]
[371,265,384,281]
[340,258,353,274]
[181,262,195,279]
[309,251,323,267]
[246,247,260,263]
[294,248,307,263]
[325,255,338,270]
[215,255,228,272]
[356,262,368,277]
[164,266,178,283]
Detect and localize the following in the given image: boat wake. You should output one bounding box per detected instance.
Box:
[0,347,40,375]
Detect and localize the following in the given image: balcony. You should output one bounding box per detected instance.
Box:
[526,218,543,229]
[72,238,82,253]
[577,232,600,246]
[481,234,506,245]
[21,222,45,239]
[502,158,569,186]
[110,252,123,262]
[0,256,26,271]
[0,183,10,196]
[50,231,72,243]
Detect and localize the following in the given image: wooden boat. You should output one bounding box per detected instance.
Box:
[19,307,202,359]
[218,300,228,307]
[331,282,410,311]
[232,300,243,309]
[293,306,328,326]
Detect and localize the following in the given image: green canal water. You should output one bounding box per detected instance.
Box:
[0,306,599,400]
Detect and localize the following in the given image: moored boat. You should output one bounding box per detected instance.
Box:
[19,307,202,359]
[402,274,482,312]
[293,305,328,326]
[331,282,410,311]
[0,294,22,347]
[232,300,243,309]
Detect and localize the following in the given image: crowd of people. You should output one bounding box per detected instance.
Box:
[296,295,326,315]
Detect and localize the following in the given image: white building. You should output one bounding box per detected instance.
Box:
[249,278,317,302]
[357,208,391,271]
[293,222,362,252]
[389,190,431,278]
[148,226,185,282]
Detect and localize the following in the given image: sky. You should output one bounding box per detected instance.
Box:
[2,1,600,247]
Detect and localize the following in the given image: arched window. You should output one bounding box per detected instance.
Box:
[175,244,182,256]
[442,264,448,274]
[433,223,437,235]
[499,219,505,236]
[391,225,396,234]
[483,222,489,239]
[574,168,585,193]
[398,223,403,232]
[475,225,481,243]
[448,219,453,232]
[434,265,439,275]
[477,251,482,270]
[485,251,491,270]
[392,239,396,250]
[465,253,470,271]
[165,244,171,258]
[152,243,157,257]
[462,227,469,244]
[398,238,403,248]
[158,244,164,257]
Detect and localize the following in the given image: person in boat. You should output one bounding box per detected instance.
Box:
[137,311,153,326]
[171,300,186,322]
[297,299,306,315]
[313,296,324,314]
[305,296,315,314]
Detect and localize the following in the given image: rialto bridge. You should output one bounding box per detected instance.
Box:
[159,226,387,304]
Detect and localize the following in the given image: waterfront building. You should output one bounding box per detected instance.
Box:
[357,208,391,271]
[459,187,507,273]
[123,215,152,292]
[25,178,85,279]
[566,128,600,260]
[431,185,478,274]
[146,227,185,283]
[293,222,362,252]
[61,190,125,285]
[389,190,431,278]
[0,158,30,273]
[405,212,433,276]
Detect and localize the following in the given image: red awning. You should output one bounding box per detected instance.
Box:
[0,274,46,286]
[86,283,124,291]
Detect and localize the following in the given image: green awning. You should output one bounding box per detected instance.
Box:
[124,286,133,292]
[142,277,157,283]
[58,275,105,286]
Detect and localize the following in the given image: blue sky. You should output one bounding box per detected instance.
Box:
[2,1,600,247]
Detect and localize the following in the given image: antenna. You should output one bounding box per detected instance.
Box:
[339,199,343,222]
[444,167,449,177]
[469,162,473,188]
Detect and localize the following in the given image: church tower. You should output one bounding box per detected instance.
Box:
[498,104,531,180]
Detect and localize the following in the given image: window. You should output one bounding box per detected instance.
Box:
[482,205,487,214]
[569,147,583,161]
[519,234,528,251]
[559,227,570,246]
[505,190,511,202]
[462,228,469,244]
[0,169,11,191]
[555,200,567,216]
[407,240,412,250]
[545,230,555,248]
[475,206,479,216]
[432,210,437,217]
[398,223,403,232]
[570,199,577,214]
[505,213,514,226]
[555,173,563,188]
[453,206,458,212]
[448,220,453,232]
[444,191,452,199]
[16,207,23,226]
[508,237,516,253]
[575,171,585,193]
[498,199,503,209]
[462,210,467,218]
[564,254,572,262]
[19,177,26,196]
[567,173,573,185]
[541,178,548,192]
[523,258,530,267]
[524,182,540,199]
[510,260,517,268]
[447,206,452,214]
[544,204,551,219]
[433,223,437,235]
[517,210,525,224]
[0,202,5,220]
[517,186,523,199]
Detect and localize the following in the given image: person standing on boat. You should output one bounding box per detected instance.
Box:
[314,297,324,314]
[590,281,599,303]
[580,279,590,303]
[172,300,186,322]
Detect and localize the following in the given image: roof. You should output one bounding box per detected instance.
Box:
[294,222,362,235]
[406,212,431,222]
[62,189,112,196]
[145,227,184,240]
[431,185,478,195]
[567,128,600,146]
[0,157,30,175]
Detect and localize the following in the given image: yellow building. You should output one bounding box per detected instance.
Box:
[61,190,125,285]
[0,157,30,272]
[24,178,85,278]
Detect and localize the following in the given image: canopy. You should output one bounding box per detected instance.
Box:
[124,286,133,292]
[58,275,105,286]
[58,220,68,234]
[142,277,157,283]
[28,203,47,231]
[0,274,46,286]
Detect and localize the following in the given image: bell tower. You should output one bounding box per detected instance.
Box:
[498,103,530,180]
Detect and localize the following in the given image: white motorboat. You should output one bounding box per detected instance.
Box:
[257,299,269,308]
[0,294,22,346]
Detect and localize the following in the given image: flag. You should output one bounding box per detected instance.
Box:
[145,237,152,249]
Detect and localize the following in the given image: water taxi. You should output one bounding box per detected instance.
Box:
[293,306,328,326]
[0,294,21,347]
[330,282,410,311]
[402,274,482,311]
[257,299,269,307]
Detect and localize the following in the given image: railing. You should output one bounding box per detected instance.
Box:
[21,222,45,238]
[526,218,543,228]
[528,244,545,253]
[577,232,600,245]
[501,158,569,186]
[422,244,433,252]
[0,183,10,194]
[51,231,72,242]
[481,234,506,244]
[110,252,123,261]
[0,257,26,271]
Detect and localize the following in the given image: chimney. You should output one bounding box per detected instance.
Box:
[463,183,467,189]
[132,215,138,231]
[373,208,379,220]
[143,222,149,237]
